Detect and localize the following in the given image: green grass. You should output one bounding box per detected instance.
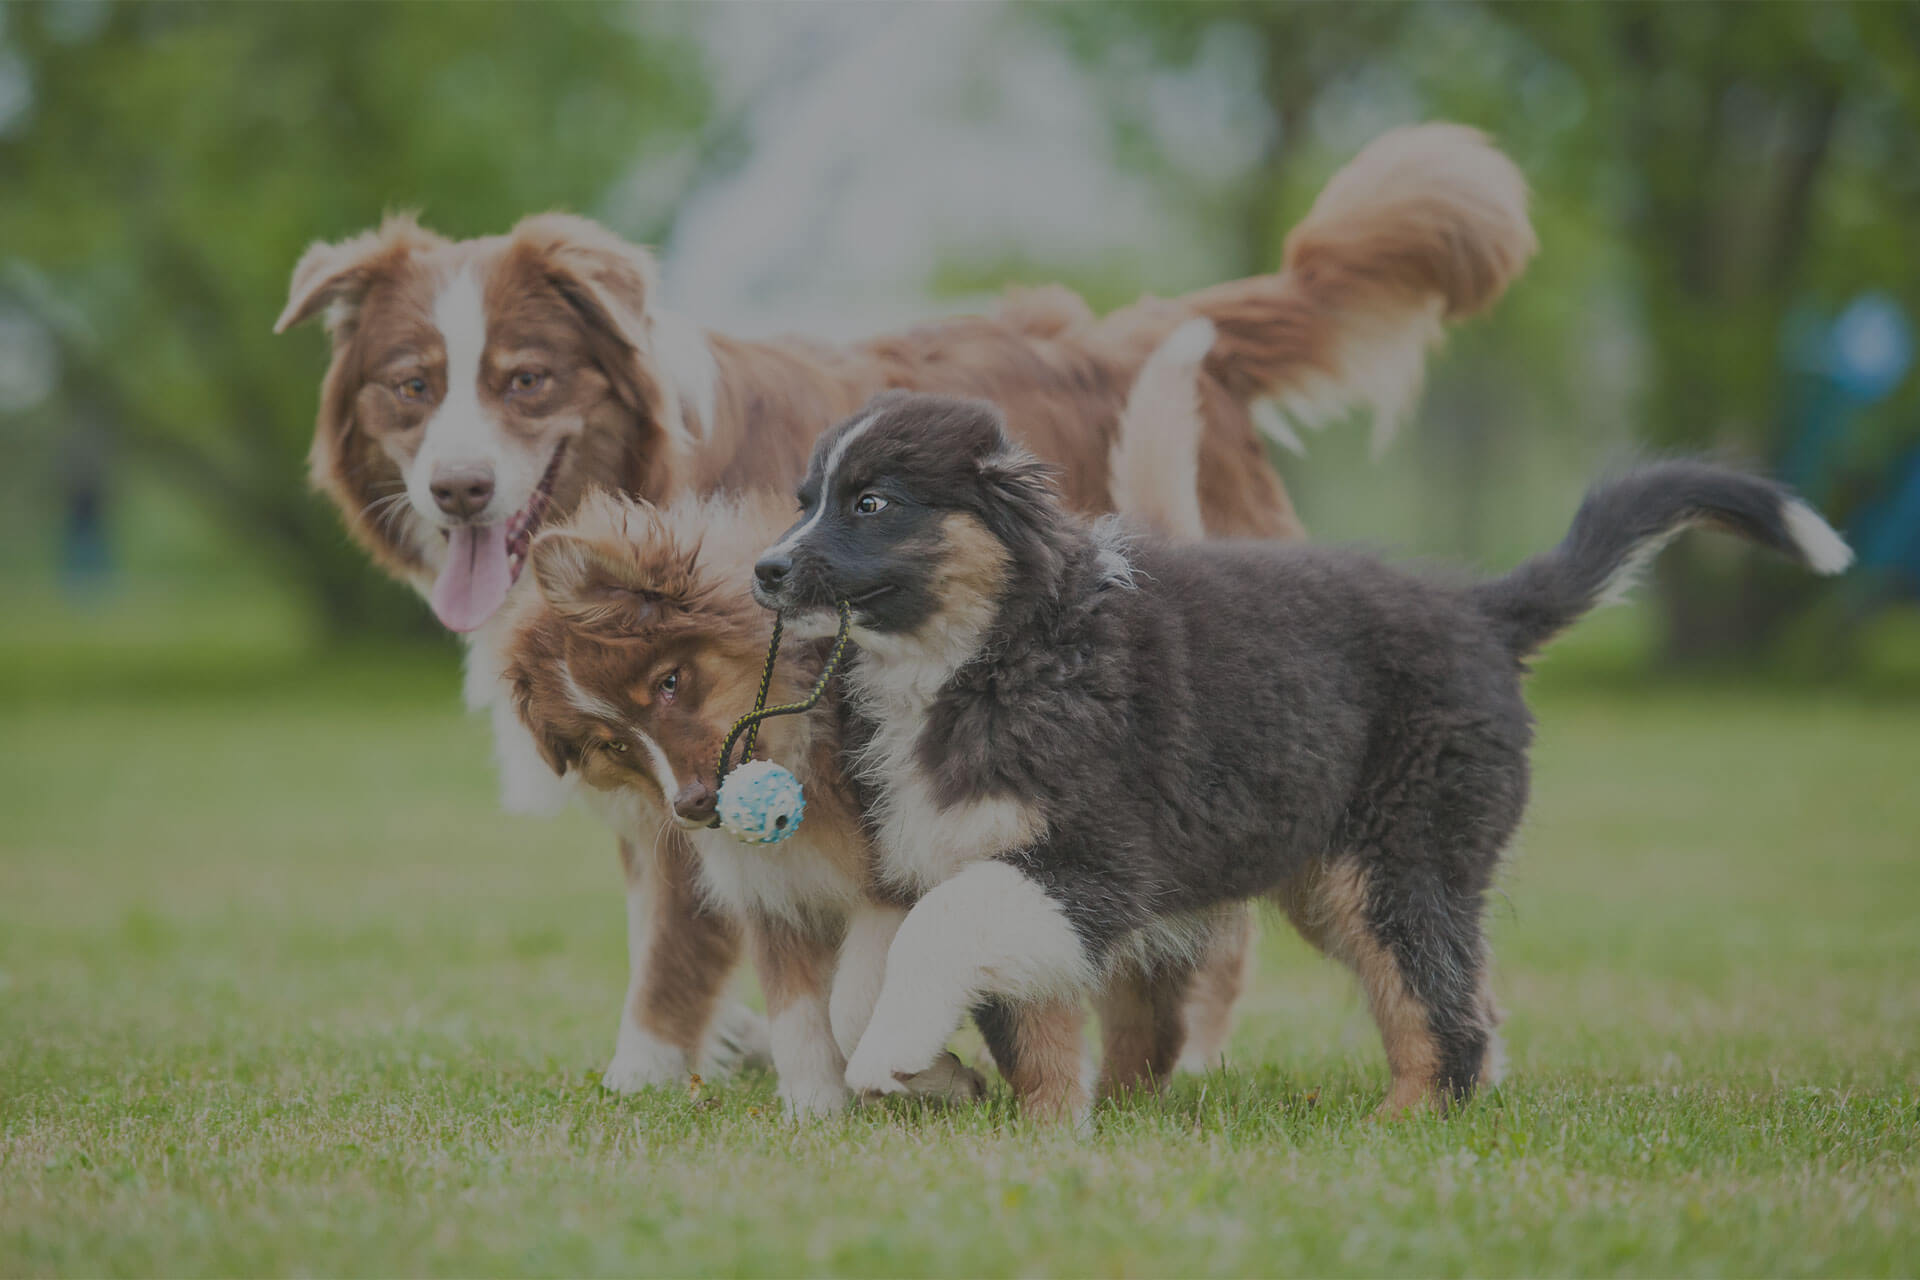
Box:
[2,661,1917,1276]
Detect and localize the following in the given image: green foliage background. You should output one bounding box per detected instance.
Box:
[1,0,712,638]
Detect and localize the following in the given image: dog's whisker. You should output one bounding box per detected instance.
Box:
[361,491,418,538]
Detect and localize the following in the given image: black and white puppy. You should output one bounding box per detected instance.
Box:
[751,392,1853,1114]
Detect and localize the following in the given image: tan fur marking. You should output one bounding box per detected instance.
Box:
[1280,858,1442,1116]
[1005,998,1090,1125]
[934,512,1012,617]
[1178,906,1254,1070]
[1095,966,1186,1098]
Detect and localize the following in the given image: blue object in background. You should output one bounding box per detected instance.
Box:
[1828,294,1914,404]
[1780,292,1918,594]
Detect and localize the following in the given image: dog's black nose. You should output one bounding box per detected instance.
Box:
[431,464,495,519]
[754,553,792,593]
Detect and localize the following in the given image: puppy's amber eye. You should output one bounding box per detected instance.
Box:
[854,493,888,515]
[509,369,549,395]
[604,740,629,755]
[397,377,428,401]
[657,670,680,703]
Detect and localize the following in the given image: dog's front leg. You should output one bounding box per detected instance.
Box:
[842,861,1093,1096]
[828,903,907,1058]
[749,914,849,1120]
[604,832,756,1093]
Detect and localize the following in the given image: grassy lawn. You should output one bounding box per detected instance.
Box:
[2,653,1916,1276]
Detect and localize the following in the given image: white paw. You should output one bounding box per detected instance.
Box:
[778,1077,852,1120]
[601,1026,689,1094]
[843,1040,919,1097]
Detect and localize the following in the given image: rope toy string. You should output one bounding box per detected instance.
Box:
[710,600,853,840]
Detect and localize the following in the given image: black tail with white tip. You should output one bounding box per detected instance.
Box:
[1474,461,1853,658]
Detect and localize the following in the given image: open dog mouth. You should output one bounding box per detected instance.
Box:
[428,441,569,633]
[504,441,569,582]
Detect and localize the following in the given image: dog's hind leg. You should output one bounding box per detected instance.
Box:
[976,996,1093,1125]
[842,861,1097,1100]
[1280,856,1492,1115]
[1176,905,1255,1074]
[1095,962,1188,1098]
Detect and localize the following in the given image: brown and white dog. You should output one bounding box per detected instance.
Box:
[275,122,1536,1094]
[501,326,1223,1121]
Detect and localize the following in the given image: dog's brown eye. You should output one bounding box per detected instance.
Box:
[854,493,888,515]
[509,370,549,395]
[397,377,428,401]
[657,670,680,702]
[605,740,629,755]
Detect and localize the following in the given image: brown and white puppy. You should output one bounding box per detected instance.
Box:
[503,327,1225,1121]
[505,487,869,1116]
[275,122,1537,1094]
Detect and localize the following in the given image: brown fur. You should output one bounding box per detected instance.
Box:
[630,831,745,1054]
[1168,910,1255,1076]
[749,913,838,1017]
[1000,998,1091,1124]
[279,125,1534,593]
[1093,965,1187,1098]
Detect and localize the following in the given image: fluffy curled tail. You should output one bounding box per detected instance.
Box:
[1474,461,1854,658]
[1183,122,1537,455]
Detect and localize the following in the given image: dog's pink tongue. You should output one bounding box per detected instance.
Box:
[430,522,512,633]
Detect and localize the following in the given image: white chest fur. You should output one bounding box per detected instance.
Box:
[846,655,1045,897]
[683,825,865,927]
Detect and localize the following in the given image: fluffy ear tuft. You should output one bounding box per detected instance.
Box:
[274,213,447,335]
[977,442,1060,514]
[506,213,688,449]
[529,530,661,630]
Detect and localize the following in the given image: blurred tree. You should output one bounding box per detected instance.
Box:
[1499,1,1920,664]
[1031,0,1920,666]
[0,0,712,638]
[1033,2,1407,282]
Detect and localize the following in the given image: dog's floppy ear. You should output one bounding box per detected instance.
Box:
[529,528,675,633]
[507,213,689,449]
[506,667,574,778]
[531,726,572,778]
[275,213,447,335]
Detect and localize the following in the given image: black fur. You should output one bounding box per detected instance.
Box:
[763,393,1846,1109]
[1474,460,1813,656]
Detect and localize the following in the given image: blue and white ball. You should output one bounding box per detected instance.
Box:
[716,759,807,844]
